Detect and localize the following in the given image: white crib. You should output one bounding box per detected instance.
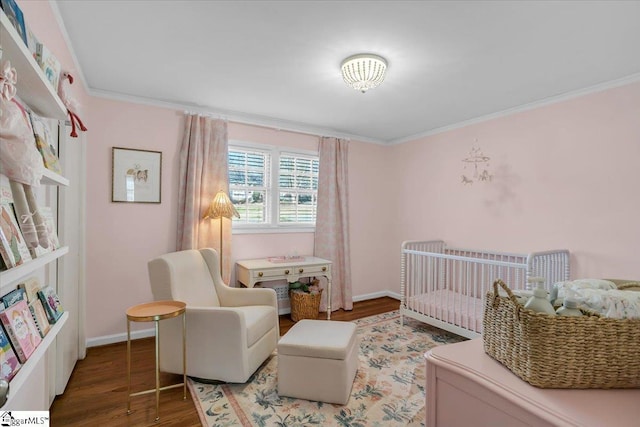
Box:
[401,240,570,339]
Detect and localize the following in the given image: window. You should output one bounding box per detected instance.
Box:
[278,154,318,224]
[228,148,269,224]
[229,142,319,230]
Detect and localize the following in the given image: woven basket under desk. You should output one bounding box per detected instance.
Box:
[483,279,640,389]
[289,289,323,322]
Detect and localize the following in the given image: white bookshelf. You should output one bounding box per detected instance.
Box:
[41,169,69,187]
[1,8,72,410]
[3,312,69,410]
[0,247,69,294]
[0,10,67,120]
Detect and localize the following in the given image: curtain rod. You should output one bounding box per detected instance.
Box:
[182,109,350,142]
[183,110,227,120]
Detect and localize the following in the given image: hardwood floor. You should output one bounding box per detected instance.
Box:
[50,297,399,426]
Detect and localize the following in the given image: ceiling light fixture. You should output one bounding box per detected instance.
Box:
[341,53,387,93]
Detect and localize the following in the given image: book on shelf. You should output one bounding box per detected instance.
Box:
[28,299,50,338]
[0,326,21,382]
[22,301,41,349]
[0,299,42,363]
[0,226,15,270]
[37,286,63,324]
[18,277,41,303]
[25,25,39,60]
[0,178,16,268]
[35,43,61,91]
[39,206,60,250]
[8,180,44,257]
[0,200,32,268]
[29,112,62,175]
[0,176,10,204]
[1,0,28,46]
[0,287,25,308]
[19,180,54,254]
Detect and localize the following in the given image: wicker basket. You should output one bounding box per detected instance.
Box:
[483,279,640,389]
[289,289,323,322]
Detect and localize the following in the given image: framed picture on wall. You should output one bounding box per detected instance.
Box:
[111,147,162,203]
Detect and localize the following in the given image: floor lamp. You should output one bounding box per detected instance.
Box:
[203,190,239,272]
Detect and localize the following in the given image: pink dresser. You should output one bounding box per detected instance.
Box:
[425,339,640,427]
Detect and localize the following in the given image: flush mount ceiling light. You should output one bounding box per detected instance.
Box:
[341,53,387,93]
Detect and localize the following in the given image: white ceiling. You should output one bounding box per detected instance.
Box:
[54,1,640,144]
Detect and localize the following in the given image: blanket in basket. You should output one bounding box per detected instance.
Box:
[483,280,640,389]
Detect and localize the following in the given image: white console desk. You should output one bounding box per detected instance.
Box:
[235,257,333,319]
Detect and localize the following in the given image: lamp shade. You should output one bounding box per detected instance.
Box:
[203,190,240,220]
[341,53,387,93]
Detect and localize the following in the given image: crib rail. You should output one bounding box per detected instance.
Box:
[400,240,570,338]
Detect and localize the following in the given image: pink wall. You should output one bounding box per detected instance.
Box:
[348,141,397,296]
[390,81,640,287]
[86,99,182,338]
[85,112,393,339]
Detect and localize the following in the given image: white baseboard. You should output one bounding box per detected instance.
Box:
[86,328,155,348]
[86,290,401,348]
[352,290,401,302]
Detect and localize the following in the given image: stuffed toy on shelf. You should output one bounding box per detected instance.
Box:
[57,71,87,138]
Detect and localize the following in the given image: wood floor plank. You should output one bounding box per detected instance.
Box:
[50,297,399,426]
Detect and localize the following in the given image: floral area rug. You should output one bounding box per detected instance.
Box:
[188,310,465,427]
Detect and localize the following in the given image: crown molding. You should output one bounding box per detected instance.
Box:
[388,73,640,145]
[88,88,388,145]
[91,71,640,147]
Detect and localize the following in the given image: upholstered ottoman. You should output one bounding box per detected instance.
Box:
[277,319,359,405]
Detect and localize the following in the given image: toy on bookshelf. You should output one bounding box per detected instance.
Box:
[0,299,42,363]
[58,71,87,138]
[37,286,63,324]
[0,71,46,186]
[0,326,20,381]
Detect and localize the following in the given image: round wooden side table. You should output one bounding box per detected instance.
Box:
[126,300,186,422]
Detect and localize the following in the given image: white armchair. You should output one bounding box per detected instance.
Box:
[147,248,279,383]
